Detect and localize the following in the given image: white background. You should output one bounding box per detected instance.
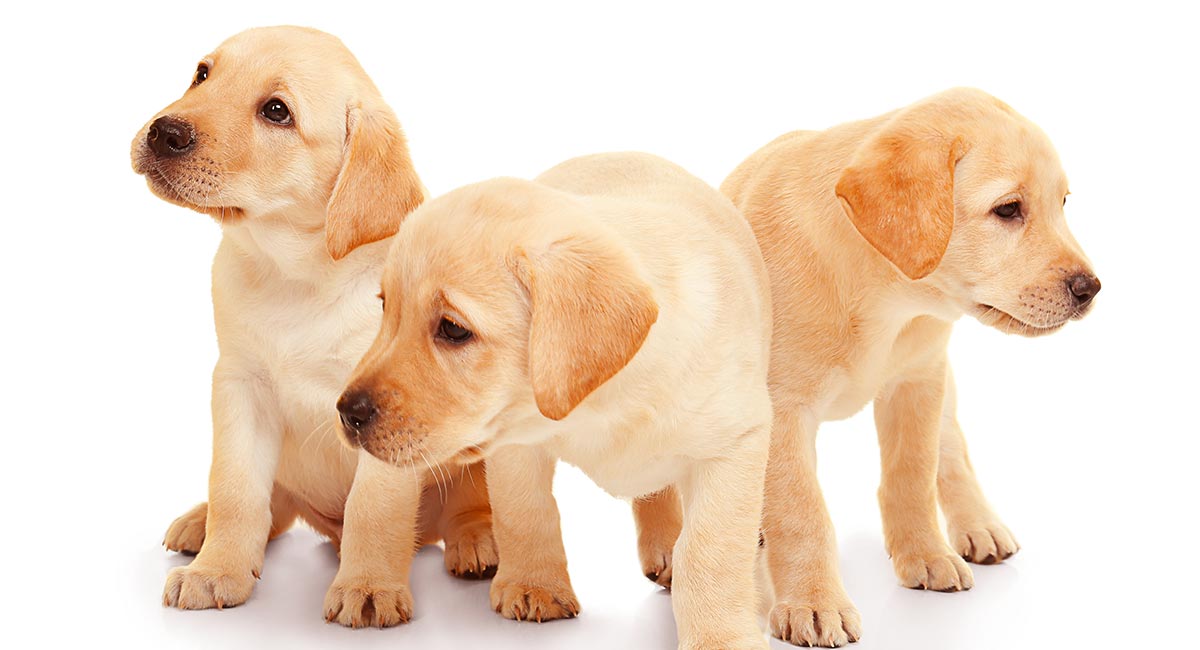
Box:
[1,1,1196,648]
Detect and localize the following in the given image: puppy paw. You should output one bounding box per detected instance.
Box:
[490,575,580,622]
[892,548,974,592]
[639,538,674,589]
[162,561,257,609]
[164,503,208,554]
[443,521,499,580]
[323,576,413,628]
[682,637,769,650]
[769,599,862,647]
[949,520,1019,565]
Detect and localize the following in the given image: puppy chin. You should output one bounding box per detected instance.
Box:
[973,303,1068,338]
[134,156,246,221]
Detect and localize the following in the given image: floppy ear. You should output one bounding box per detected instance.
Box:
[325,100,426,260]
[835,116,969,279]
[515,235,659,421]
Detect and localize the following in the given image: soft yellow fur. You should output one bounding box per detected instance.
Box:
[639,88,1099,647]
[718,88,1100,646]
[131,26,495,622]
[341,153,775,649]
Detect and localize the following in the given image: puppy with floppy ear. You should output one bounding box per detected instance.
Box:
[339,153,775,649]
[519,233,660,421]
[325,96,425,260]
[638,88,1096,647]
[836,131,969,280]
[131,26,496,623]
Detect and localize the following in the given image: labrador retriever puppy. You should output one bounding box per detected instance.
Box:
[337,153,774,649]
[130,26,497,624]
[695,88,1098,646]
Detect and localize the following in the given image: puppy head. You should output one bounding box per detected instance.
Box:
[336,180,658,467]
[836,88,1100,336]
[130,25,423,259]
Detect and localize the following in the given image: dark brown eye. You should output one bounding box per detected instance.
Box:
[437,317,473,344]
[260,98,292,125]
[1063,195,1068,207]
[377,291,385,311]
[992,201,1021,219]
[193,64,208,86]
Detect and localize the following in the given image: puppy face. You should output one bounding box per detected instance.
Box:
[939,123,1097,335]
[336,181,657,467]
[131,26,423,259]
[836,88,1099,336]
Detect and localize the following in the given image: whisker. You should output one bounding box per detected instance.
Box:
[417,447,445,503]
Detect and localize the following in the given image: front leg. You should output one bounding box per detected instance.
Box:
[763,407,861,647]
[487,445,579,622]
[324,450,422,628]
[875,359,973,592]
[672,423,770,650]
[936,365,1019,564]
[163,367,282,609]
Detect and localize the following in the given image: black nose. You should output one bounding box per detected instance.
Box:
[147,116,195,157]
[1067,273,1101,307]
[337,390,377,434]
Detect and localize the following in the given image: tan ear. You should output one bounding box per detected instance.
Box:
[835,117,969,279]
[325,101,425,260]
[516,236,659,420]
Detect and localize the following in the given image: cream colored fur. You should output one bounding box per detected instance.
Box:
[709,88,1099,646]
[341,153,775,649]
[130,26,495,624]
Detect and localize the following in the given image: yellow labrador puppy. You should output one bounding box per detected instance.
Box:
[338,153,774,649]
[130,26,496,624]
[699,88,1098,646]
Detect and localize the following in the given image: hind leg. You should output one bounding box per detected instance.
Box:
[437,461,499,579]
[633,486,682,588]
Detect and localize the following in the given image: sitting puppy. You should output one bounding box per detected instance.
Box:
[130,26,496,624]
[338,153,774,649]
[703,88,1099,646]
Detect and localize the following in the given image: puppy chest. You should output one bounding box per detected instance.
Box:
[554,442,687,499]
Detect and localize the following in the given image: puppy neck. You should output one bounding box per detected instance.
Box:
[813,213,963,326]
[221,205,384,285]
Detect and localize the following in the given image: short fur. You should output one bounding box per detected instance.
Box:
[342,153,775,649]
[642,88,1099,647]
[131,26,496,624]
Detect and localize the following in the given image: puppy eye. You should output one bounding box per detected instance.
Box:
[260,98,292,125]
[193,64,208,86]
[992,201,1021,219]
[437,317,473,344]
[1063,195,1068,207]
[377,291,385,311]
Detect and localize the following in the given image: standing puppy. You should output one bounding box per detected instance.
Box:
[338,153,774,649]
[715,88,1099,646]
[131,26,496,623]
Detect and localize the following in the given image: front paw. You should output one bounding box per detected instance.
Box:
[892,547,974,592]
[682,638,768,650]
[443,519,499,580]
[489,573,580,622]
[948,520,1019,565]
[163,561,257,609]
[324,575,414,628]
[769,598,861,647]
[164,503,208,554]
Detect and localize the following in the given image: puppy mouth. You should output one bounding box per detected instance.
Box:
[974,304,1068,337]
[134,151,244,221]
